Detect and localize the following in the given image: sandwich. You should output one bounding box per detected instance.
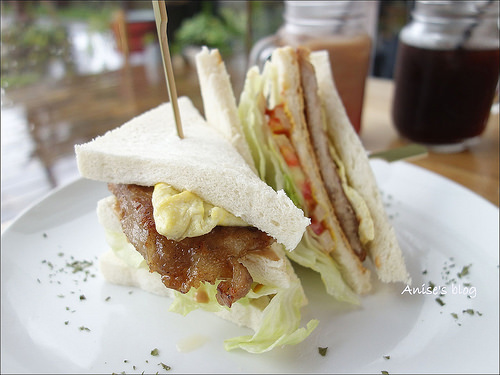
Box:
[195,46,410,303]
[74,96,318,353]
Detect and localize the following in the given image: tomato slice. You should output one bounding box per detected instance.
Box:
[310,218,326,235]
[266,105,326,236]
[279,143,300,167]
[266,105,291,135]
[267,115,288,135]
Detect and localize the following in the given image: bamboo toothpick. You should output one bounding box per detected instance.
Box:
[152,0,184,139]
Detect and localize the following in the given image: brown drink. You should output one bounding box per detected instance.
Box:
[391,0,499,151]
[249,1,373,134]
[286,34,372,133]
[392,42,500,145]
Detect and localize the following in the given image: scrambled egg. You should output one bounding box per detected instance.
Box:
[152,183,247,240]
[328,144,375,245]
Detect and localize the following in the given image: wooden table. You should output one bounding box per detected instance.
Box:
[360,78,499,207]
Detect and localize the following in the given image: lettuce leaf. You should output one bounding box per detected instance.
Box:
[103,225,317,353]
[290,231,359,305]
[103,227,148,269]
[223,281,318,353]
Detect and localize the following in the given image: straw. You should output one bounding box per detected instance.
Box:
[152,0,184,139]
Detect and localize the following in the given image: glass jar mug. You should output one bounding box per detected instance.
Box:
[392,0,500,153]
[249,1,373,133]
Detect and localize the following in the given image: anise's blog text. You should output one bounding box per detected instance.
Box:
[401,283,476,298]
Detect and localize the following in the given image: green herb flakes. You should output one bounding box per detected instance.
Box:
[66,259,94,274]
[383,355,390,360]
[79,326,90,332]
[151,348,159,356]
[159,362,171,371]
[457,264,472,278]
[435,297,445,306]
[318,347,328,356]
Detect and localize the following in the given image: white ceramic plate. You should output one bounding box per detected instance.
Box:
[2,161,499,374]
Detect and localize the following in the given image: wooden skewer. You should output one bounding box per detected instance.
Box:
[152,0,184,139]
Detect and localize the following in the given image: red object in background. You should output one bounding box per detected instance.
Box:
[111,10,157,54]
[125,21,157,52]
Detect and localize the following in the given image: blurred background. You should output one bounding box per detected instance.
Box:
[1,0,413,223]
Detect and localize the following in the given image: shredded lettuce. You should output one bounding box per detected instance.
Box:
[238,66,358,304]
[223,282,319,352]
[170,271,318,353]
[103,228,147,269]
[290,232,359,305]
[102,224,317,353]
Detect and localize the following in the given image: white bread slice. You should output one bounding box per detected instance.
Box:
[269,47,372,294]
[309,51,410,284]
[97,195,305,331]
[195,47,257,174]
[75,97,309,251]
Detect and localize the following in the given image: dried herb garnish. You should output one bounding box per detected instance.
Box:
[79,326,90,332]
[159,362,171,371]
[383,355,390,360]
[151,348,159,356]
[457,264,472,278]
[318,347,328,356]
[435,297,445,306]
[66,259,94,274]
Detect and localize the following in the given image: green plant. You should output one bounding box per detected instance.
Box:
[1,21,73,89]
[172,3,245,56]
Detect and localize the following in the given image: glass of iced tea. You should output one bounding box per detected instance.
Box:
[392,0,500,153]
[249,1,373,133]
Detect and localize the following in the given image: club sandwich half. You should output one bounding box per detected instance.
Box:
[74,96,318,353]
[196,46,410,304]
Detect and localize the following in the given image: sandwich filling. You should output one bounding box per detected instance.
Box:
[238,47,377,300]
[108,183,275,308]
[297,48,369,261]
